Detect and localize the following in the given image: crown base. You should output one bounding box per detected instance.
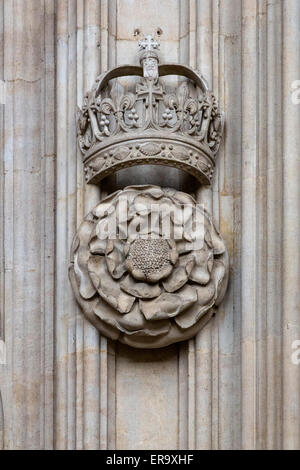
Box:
[83,134,215,185]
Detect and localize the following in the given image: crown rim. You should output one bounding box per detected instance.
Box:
[83,134,215,185]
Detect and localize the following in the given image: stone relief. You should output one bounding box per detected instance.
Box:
[69,186,229,348]
[76,36,223,185]
[71,35,229,348]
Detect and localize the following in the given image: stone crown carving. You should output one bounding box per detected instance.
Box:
[77,41,223,185]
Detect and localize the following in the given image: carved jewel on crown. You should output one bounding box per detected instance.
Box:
[77,40,224,185]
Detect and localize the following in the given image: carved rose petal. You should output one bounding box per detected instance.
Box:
[196,279,215,305]
[140,285,197,321]
[125,185,164,201]
[88,255,135,314]
[174,302,213,329]
[189,246,213,285]
[205,223,226,255]
[120,274,161,299]
[93,298,123,331]
[162,255,194,293]
[170,204,187,226]
[69,267,121,341]
[213,256,229,306]
[162,266,188,293]
[133,194,153,215]
[89,235,107,255]
[127,214,152,239]
[95,217,114,240]
[167,239,179,265]
[105,239,127,279]
[176,240,194,255]
[118,303,170,337]
[73,220,96,299]
[142,186,164,199]
[171,190,194,205]
[175,258,228,330]
[92,190,120,218]
[117,303,145,331]
[174,280,215,329]
[115,197,130,223]
[122,318,209,349]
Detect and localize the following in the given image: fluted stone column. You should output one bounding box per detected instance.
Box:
[0,0,55,449]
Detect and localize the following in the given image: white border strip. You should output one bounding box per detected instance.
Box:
[0,80,6,105]
[0,340,6,365]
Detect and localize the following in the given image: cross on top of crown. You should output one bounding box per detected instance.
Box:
[138,34,160,52]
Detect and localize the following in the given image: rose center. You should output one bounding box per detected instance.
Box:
[128,238,171,276]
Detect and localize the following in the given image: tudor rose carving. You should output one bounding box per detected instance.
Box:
[69,186,229,348]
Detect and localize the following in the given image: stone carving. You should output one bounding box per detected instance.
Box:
[76,37,223,185]
[71,36,229,348]
[138,35,160,80]
[69,186,229,348]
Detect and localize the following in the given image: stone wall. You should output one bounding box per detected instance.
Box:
[0,0,300,450]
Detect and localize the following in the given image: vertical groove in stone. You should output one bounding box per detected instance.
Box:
[255,0,268,450]
[187,340,196,449]
[282,0,300,450]
[178,342,188,449]
[108,0,117,69]
[40,0,55,450]
[179,0,190,65]
[81,0,101,451]
[1,0,14,449]
[266,0,283,450]
[194,0,214,450]
[217,0,242,450]
[0,0,55,450]
[240,0,259,450]
[55,0,77,449]
[100,1,116,451]
[66,0,77,450]
[106,340,116,450]
[74,0,85,451]
[100,0,109,71]
[210,0,221,450]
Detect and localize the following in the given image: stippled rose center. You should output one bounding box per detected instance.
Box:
[128,238,171,277]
